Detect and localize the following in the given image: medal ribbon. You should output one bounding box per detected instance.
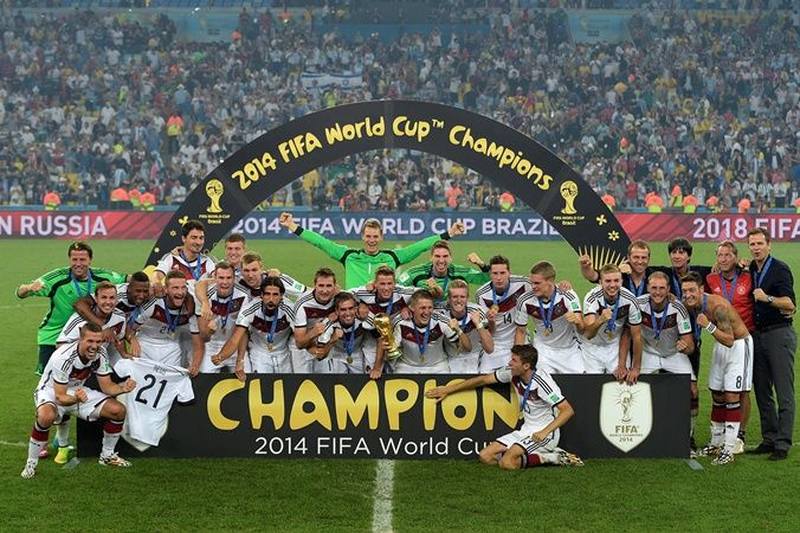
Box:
[719,272,739,303]
[414,321,431,354]
[651,300,670,340]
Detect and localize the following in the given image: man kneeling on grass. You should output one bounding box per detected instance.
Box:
[426,344,583,469]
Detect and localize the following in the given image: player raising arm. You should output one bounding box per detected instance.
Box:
[427,344,582,469]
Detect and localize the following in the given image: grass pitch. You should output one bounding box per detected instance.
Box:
[0,238,799,532]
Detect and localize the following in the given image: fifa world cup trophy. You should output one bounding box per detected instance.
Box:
[374,313,402,361]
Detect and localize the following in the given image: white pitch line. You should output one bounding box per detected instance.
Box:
[371,459,395,533]
[0,440,27,448]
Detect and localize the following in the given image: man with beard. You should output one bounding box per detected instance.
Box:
[397,240,490,306]
[681,272,753,465]
[131,271,203,374]
[213,277,295,377]
[154,220,215,283]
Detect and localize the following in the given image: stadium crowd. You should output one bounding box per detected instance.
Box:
[1,6,800,211]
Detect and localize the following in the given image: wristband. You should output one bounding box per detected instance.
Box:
[705,323,717,334]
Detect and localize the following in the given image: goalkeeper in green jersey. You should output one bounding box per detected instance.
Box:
[279,212,466,289]
[15,241,127,375]
[397,240,490,304]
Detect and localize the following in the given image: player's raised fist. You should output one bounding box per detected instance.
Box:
[618,261,632,275]
[74,388,88,402]
[600,308,613,322]
[695,313,710,328]
[448,221,466,237]
[466,252,483,267]
[279,212,298,232]
[564,311,581,325]
[578,255,592,268]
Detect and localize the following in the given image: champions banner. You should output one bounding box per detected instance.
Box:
[3,211,800,242]
[78,374,689,460]
[144,100,631,271]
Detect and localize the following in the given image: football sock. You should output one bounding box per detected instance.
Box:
[28,422,50,463]
[710,401,726,447]
[724,402,742,453]
[101,419,124,457]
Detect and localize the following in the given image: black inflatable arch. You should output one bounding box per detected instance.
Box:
[145,100,630,269]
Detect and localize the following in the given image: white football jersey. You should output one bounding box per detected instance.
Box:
[494,366,564,432]
[352,285,415,319]
[236,299,295,356]
[637,296,693,358]
[393,313,459,367]
[134,297,199,366]
[318,316,377,370]
[514,289,582,350]
[114,358,194,446]
[582,286,642,347]
[292,290,335,329]
[441,303,488,361]
[201,285,249,351]
[475,276,531,350]
[156,252,215,281]
[57,308,126,344]
[36,341,111,393]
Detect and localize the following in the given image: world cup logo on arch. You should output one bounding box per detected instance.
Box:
[206,179,224,214]
[560,180,579,215]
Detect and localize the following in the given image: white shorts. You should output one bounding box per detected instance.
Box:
[708,336,753,392]
[450,353,481,374]
[394,359,450,374]
[581,343,619,374]
[249,350,292,373]
[35,387,109,424]
[496,427,560,454]
[291,347,316,374]
[641,350,696,380]
[534,342,585,374]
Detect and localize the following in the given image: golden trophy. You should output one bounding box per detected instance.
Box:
[560,180,579,215]
[374,313,402,361]
[205,179,224,213]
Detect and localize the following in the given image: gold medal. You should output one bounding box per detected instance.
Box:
[542,328,550,337]
[420,355,426,363]
[267,343,274,351]
[490,304,500,314]
[346,356,353,364]
[606,330,614,340]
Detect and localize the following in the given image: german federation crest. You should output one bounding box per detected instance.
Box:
[599,382,653,453]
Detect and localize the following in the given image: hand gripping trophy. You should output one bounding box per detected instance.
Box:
[374,313,402,361]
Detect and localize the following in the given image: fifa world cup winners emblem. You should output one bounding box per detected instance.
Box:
[560,180,579,215]
[374,313,402,361]
[205,179,224,213]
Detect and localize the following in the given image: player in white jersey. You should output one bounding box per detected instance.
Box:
[514,261,585,374]
[629,271,696,378]
[315,292,378,373]
[373,289,470,376]
[74,273,152,358]
[351,265,414,371]
[154,220,215,284]
[682,272,754,465]
[213,276,295,376]
[475,256,530,371]
[427,344,582,469]
[132,271,201,373]
[197,262,249,373]
[196,251,307,319]
[292,267,338,373]
[59,281,128,356]
[22,323,136,479]
[114,357,194,449]
[442,280,493,374]
[581,264,643,380]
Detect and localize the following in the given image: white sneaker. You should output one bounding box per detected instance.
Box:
[557,450,585,467]
[20,459,37,479]
[732,438,745,455]
[98,453,131,468]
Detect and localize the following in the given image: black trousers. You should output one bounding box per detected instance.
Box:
[752,326,797,451]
